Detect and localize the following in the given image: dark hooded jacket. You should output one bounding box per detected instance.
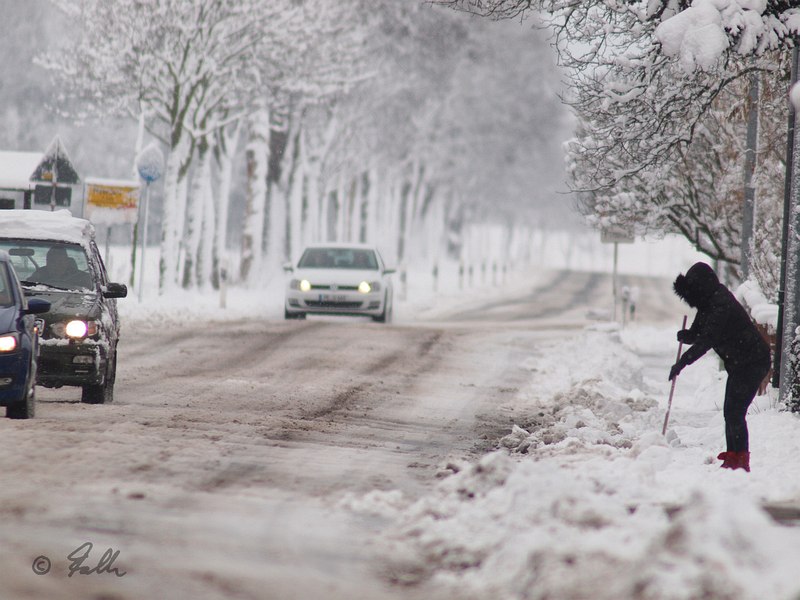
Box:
[673,262,770,373]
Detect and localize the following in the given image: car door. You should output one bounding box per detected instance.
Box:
[89,241,120,344]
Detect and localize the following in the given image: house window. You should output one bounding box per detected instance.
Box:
[34,185,71,207]
[0,198,14,210]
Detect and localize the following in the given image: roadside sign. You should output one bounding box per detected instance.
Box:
[86,181,139,210]
[601,226,635,244]
[84,178,140,225]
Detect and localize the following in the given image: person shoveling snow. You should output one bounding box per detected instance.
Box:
[669,262,771,472]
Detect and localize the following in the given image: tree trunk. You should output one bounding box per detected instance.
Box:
[265,114,297,275]
[183,137,211,289]
[213,121,242,287]
[159,135,191,292]
[288,132,305,261]
[396,172,413,265]
[240,107,270,283]
[358,171,369,243]
[199,140,216,289]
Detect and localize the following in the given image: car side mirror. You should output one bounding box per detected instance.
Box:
[384,268,396,275]
[102,282,128,299]
[283,262,294,273]
[24,298,51,314]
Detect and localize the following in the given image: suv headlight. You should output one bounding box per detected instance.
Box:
[0,333,18,353]
[358,281,381,294]
[290,279,312,292]
[51,320,99,339]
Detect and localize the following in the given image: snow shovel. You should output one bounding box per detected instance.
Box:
[662,315,688,436]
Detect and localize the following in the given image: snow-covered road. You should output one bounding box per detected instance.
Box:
[0,270,678,599]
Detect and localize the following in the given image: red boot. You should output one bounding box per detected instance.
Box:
[734,451,750,472]
[717,452,734,468]
[718,451,750,472]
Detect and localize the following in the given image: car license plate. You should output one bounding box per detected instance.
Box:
[320,294,347,302]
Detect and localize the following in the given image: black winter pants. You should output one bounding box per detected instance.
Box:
[724,361,770,452]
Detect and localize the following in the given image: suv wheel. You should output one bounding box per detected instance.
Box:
[7,378,35,419]
[81,348,116,404]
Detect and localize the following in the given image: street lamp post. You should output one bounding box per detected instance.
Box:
[135,143,164,303]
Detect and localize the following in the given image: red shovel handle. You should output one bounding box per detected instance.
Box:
[662,315,688,436]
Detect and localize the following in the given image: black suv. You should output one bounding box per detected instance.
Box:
[0,210,127,403]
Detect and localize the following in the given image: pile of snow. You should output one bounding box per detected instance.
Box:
[737,279,778,331]
[346,323,800,599]
[501,326,656,454]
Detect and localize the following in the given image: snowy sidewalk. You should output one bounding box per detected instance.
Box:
[346,322,800,600]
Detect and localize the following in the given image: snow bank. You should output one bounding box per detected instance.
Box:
[347,324,800,599]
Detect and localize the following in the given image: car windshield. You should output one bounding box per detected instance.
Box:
[298,248,378,270]
[0,264,12,307]
[0,239,94,291]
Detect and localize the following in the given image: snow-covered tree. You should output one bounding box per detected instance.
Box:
[571,52,790,274]
[40,0,569,291]
[435,0,798,277]
[238,0,368,282]
[43,0,283,291]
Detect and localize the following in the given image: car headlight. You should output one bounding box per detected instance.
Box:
[52,320,99,339]
[290,279,312,292]
[358,281,381,294]
[0,333,18,353]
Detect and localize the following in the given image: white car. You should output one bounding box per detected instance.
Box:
[284,244,395,322]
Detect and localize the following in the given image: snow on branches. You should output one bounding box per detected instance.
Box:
[654,0,800,74]
[443,0,795,285]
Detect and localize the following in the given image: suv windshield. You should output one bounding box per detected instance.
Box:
[298,248,378,270]
[0,239,93,291]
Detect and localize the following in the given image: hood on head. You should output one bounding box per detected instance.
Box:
[673,262,719,308]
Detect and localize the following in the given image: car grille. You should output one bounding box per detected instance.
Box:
[305,300,364,309]
[310,284,359,291]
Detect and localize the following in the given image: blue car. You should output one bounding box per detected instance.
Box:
[0,251,50,419]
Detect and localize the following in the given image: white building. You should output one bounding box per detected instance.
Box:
[0,136,84,216]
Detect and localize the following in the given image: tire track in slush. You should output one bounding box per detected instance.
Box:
[201,321,327,374]
[119,320,327,397]
[301,330,444,421]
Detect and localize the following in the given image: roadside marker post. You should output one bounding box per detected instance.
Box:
[600,226,634,322]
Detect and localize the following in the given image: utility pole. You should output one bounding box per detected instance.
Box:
[740,70,759,280]
[49,143,59,212]
[776,45,800,411]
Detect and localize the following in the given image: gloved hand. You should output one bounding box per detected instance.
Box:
[668,363,683,381]
[676,329,691,343]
